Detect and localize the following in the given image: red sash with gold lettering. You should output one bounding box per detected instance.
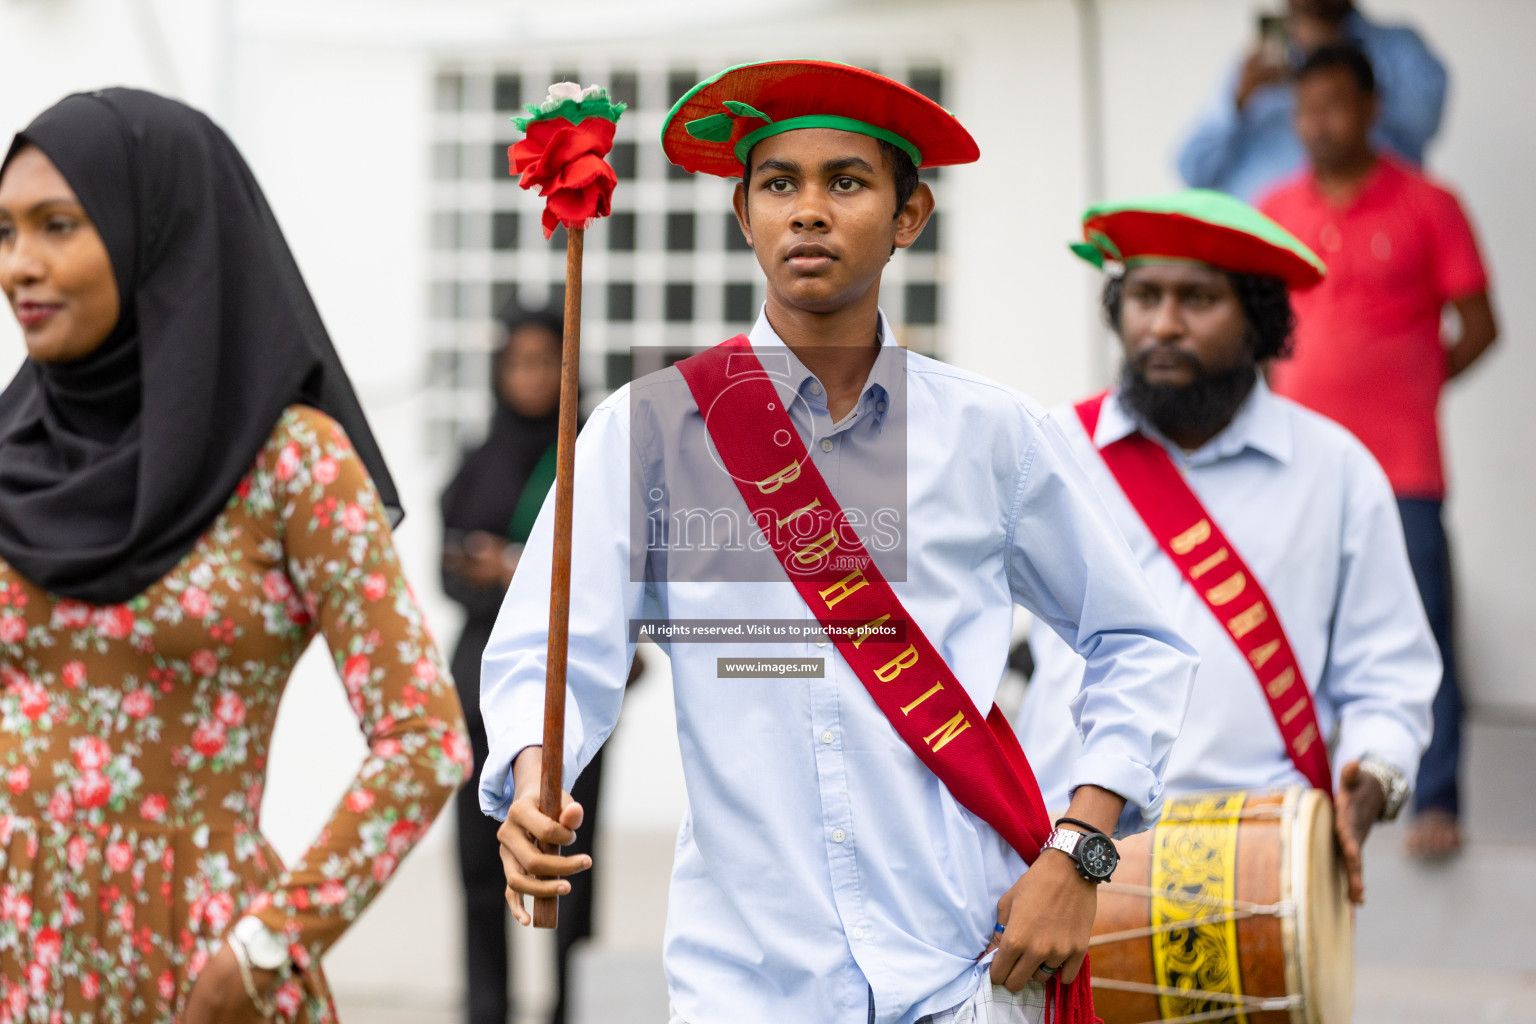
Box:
[678,339,1097,1023]
[1074,392,1331,793]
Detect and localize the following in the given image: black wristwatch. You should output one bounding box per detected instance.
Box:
[1042,826,1119,883]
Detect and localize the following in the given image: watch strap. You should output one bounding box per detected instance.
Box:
[227,929,279,1019]
[1043,826,1083,859]
[1357,755,1409,821]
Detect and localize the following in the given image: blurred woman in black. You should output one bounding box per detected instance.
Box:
[441,305,624,1024]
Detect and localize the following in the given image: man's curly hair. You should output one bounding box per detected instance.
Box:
[1101,270,1298,362]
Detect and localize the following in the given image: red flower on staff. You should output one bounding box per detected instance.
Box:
[509,116,619,239]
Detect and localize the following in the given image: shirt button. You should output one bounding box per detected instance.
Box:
[876,401,887,413]
[851,927,864,940]
[832,828,846,843]
[815,640,828,648]
[809,382,824,396]
[821,730,834,744]
[820,438,834,452]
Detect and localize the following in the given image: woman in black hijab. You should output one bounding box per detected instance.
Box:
[0,88,403,600]
[0,89,467,1022]
[441,305,634,1024]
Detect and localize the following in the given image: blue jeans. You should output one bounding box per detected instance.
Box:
[1398,498,1459,816]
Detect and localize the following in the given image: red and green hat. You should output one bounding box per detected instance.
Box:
[661,60,980,178]
[1072,189,1327,290]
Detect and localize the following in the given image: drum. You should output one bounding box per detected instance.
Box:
[1088,786,1352,1024]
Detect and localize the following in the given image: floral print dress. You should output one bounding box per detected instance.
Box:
[0,407,470,1023]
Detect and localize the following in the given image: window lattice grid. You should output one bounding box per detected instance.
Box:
[426,58,949,454]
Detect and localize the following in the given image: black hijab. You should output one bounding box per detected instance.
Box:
[439,306,564,537]
[0,88,399,604]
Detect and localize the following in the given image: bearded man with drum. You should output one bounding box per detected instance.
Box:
[1015,191,1438,912]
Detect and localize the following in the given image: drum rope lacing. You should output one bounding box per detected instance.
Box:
[1086,977,1300,1024]
[1088,884,1294,946]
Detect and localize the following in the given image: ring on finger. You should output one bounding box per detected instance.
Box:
[1038,963,1061,977]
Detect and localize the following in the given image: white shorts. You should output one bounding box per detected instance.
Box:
[915,980,1046,1024]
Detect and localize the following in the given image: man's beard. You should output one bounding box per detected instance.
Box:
[1117,348,1258,442]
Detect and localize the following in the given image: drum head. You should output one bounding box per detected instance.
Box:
[1290,788,1354,1024]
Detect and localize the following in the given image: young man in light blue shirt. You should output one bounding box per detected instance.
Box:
[480,62,1198,1024]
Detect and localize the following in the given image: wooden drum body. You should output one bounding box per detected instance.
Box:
[1089,787,1352,1024]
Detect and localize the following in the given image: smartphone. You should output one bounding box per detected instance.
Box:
[1258,13,1289,68]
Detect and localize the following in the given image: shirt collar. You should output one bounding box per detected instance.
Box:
[746,307,900,427]
[1096,376,1293,467]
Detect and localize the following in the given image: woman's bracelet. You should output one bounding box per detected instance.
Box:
[226,931,280,1019]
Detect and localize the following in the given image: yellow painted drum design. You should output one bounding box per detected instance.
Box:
[1087,787,1353,1024]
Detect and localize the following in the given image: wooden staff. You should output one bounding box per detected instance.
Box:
[534,225,584,929]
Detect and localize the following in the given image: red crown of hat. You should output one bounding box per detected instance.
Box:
[662,60,979,178]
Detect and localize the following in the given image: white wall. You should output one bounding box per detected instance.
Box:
[1402,0,1536,719]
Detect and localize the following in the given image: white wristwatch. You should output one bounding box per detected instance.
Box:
[228,916,291,1019]
[1357,755,1410,821]
[232,915,292,971]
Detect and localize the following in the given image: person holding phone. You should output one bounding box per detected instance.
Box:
[1177,0,1447,201]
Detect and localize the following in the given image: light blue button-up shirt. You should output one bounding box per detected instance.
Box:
[1176,10,1448,202]
[479,311,1197,1024]
[1017,382,1437,808]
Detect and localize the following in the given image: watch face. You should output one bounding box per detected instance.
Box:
[1078,834,1118,880]
[235,918,290,970]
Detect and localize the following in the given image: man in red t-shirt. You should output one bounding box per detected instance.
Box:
[1261,44,1498,858]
